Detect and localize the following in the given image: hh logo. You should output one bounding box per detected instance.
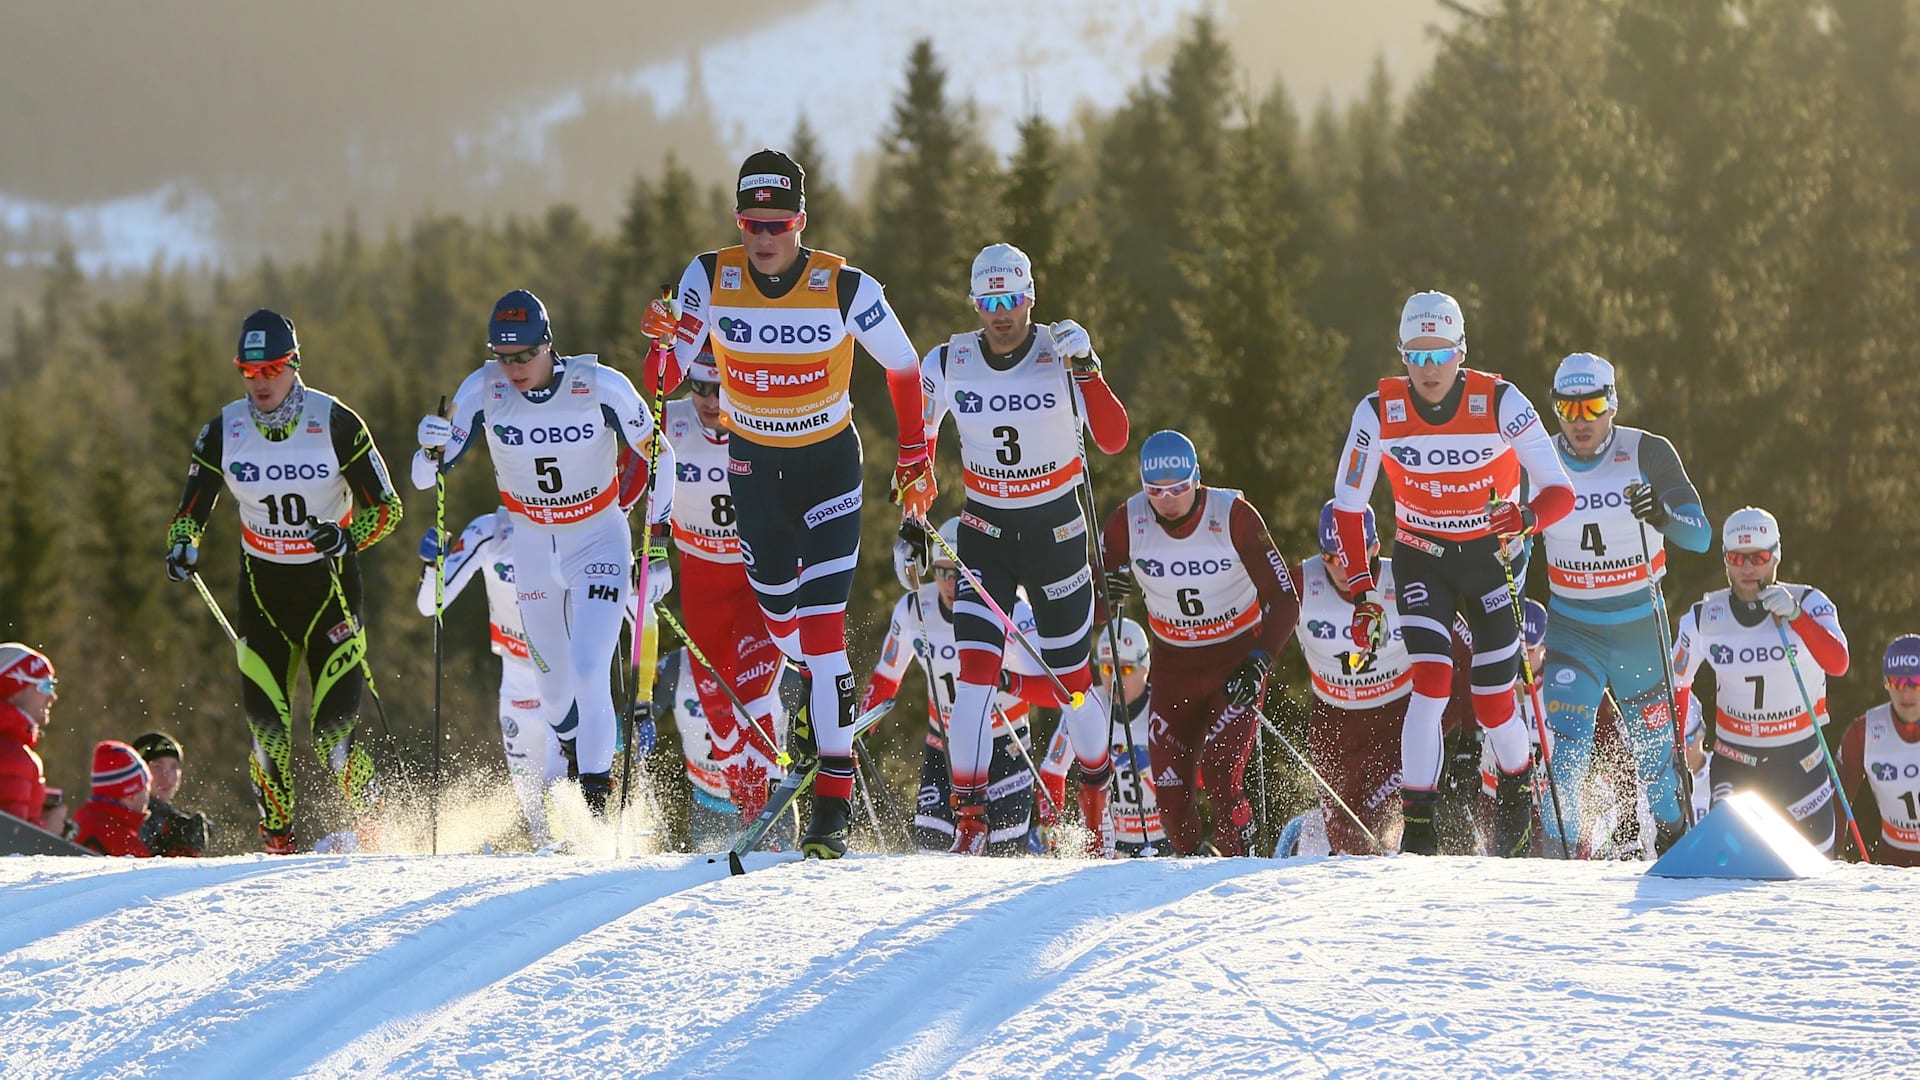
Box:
[586,584,619,602]
[493,425,524,445]
[1307,619,1337,640]
[1135,558,1165,577]
[955,390,984,413]
[1709,644,1733,665]
[229,461,260,482]
[718,317,752,343]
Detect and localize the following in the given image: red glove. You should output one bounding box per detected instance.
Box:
[1351,593,1388,651]
[891,450,937,519]
[1488,499,1537,538]
[640,297,677,343]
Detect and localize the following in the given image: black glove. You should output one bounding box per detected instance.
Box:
[898,519,931,575]
[306,519,351,558]
[1102,566,1135,604]
[165,541,198,583]
[1625,482,1669,528]
[1224,649,1272,710]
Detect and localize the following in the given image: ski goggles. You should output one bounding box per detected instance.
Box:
[973,292,1031,314]
[1887,676,1920,691]
[490,343,548,366]
[1098,662,1142,678]
[1144,478,1197,498]
[930,565,960,581]
[234,354,295,379]
[1553,395,1612,423]
[1724,548,1778,568]
[734,212,805,236]
[18,673,55,696]
[1398,345,1463,367]
[688,379,721,398]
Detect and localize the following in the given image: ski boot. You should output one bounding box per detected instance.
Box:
[801,791,852,860]
[1077,778,1113,859]
[1400,787,1439,855]
[261,825,297,856]
[580,772,613,818]
[1492,768,1534,858]
[788,667,818,774]
[1652,815,1687,857]
[950,797,989,856]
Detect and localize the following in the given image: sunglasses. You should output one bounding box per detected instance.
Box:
[491,343,547,366]
[973,292,1031,314]
[1399,346,1463,367]
[20,674,55,696]
[1888,676,1920,692]
[735,212,805,236]
[930,566,960,581]
[235,356,294,379]
[1724,548,1778,568]
[1144,479,1196,498]
[688,380,721,398]
[1553,396,1612,423]
[1098,663,1142,678]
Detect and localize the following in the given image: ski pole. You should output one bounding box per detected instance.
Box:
[1774,618,1870,863]
[623,287,676,823]
[1253,706,1383,854]
[1490,499,1571,859]
[655,603,790,768]
[431,394,447,855]
[189,571,238,644]
[1055,343,1155,854]
[1637,523,1693,834]
[916,514,1086,711]
[995,705,1059,817]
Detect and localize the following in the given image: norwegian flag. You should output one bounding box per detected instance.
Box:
[753,190,773,202]
[989,275,1005,291]
[1420,321,1436,333]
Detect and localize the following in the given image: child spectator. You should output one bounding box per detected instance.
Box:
[132,731,212,857]
[72,741,153,857]
[0,642,55,828]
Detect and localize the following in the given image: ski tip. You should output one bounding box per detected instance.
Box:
[727,851,746,876]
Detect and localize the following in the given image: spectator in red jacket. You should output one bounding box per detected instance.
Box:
[73,741,153,858]
[0,642,56,828]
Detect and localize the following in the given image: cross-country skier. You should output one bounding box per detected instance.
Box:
[1836,635,1920,866]
[167,309,404,853]
[1099,430,1300,857]
[643,149,933,859]
[915,242,1130,855]
[1038,617,1166,857]
[1672,507,1850,853]
[1297,501,1474,855]
[656,346,791,823]
[412,289,673,818]
[1327,290,1574,856]
[414,507,570,844]
[1536,353,1709,857]
[863,517,1040,855]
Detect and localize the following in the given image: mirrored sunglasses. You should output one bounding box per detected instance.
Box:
[1098,662,1141,678]
[973,292,1031,314]
[1553,395,1612,423]
[490,343,547,366]
[930,565,960,581]
[235,355,294,379]
[688,380,722,398]
[1724,548,1778,568]
[1144,478,1197,498]
[21,674,55,696]
[1399,346,1463,367]
[1887,676,1920,692]
[735,212,805,236]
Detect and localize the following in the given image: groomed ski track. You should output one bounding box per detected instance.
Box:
[3,853,1915,1078]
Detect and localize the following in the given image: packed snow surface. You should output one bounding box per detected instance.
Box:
[3,852,1915,1078]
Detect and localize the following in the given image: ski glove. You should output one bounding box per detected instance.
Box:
[1758,584,1801,621]
[165,541,198,583]
[417,414,453,450]
[1102,566,1135,605]
[1351,592,1388,651]
[635,547,674,608]
[891,453,937,519]
[640,297,678,344]
[1224,649,1272,709]
[306,519,351,558]
[1625,482,1669,528]
[897,519,931,578]
[1487,499,1537,539]
[417,528,444,563]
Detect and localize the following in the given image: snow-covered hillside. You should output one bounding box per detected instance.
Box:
[5,853,1915,1078]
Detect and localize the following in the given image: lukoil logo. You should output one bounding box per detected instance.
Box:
[718,317,753,343]
[955,390,985,414]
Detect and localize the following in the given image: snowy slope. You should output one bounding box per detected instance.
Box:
[3,853,1916,1078]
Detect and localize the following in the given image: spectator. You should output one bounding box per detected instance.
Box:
[41,787,71,840]
[0,642,55,828]
[72,741,153,857]
[131,731,212,857]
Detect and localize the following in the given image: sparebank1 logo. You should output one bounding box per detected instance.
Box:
[1709,644,1733,665]
[229,461,261,482]
[718,317,753,344]
[955,390,984,414]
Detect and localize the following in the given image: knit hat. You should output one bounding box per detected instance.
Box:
[92,740,150,800]
[736,148,805,213]
[132,731,183,763]
[0,642,54,699]
[236,308,299,365]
